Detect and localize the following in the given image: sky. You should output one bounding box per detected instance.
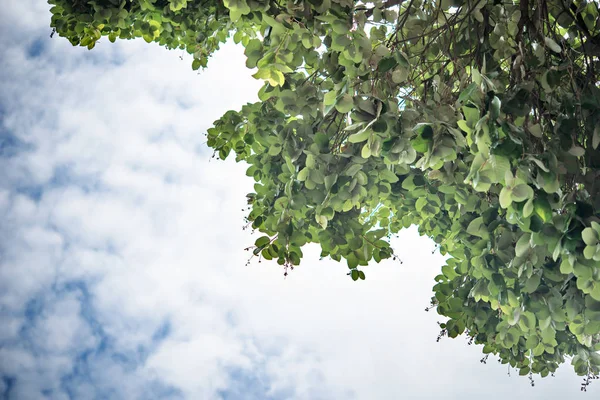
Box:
[0,1,598,399]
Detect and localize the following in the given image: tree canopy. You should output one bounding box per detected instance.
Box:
[49,0,600,387]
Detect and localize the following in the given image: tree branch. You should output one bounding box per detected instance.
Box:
[560,1,600,56]
[364,0,405,18]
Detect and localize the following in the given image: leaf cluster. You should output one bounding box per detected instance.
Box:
[50,0,600,383]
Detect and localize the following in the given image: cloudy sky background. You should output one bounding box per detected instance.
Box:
[0,1,597,399]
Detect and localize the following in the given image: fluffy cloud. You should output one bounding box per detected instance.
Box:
[0,1,595,399]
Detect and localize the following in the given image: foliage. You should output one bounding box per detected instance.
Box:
[49,0,600,385]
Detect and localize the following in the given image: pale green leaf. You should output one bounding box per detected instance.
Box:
[582,228,599,246]
[457,120,472,134]
[361,143,371,158]
[544,37,562,53]
[348,130,370,143]
[391,68,409,84]
[523,198,534,218]
[297,167,309,181]
[516,233,531,257]
[584,245,596,260]
[528,123,543,138]
[324,90,337,106]
[335,94,354,113]
[499,187,512,208]
[511,184,533,202]
[569,145,585,157]
[466,217,488,238]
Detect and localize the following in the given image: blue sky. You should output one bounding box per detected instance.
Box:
[0,1,598,399]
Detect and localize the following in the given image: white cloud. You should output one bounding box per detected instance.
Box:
[0,1,596,399]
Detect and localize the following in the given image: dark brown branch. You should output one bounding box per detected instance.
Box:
[364,0,405,18]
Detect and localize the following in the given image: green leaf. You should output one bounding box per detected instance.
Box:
[348,130,370,143]
[524,273,541,293]
[511,184,533,202]
[533,197,552,223]
[508,307,521,325]
[523,198,534,218]
[591,284,600,301]
[560,258,573,274]
[582,228,599,246]
[255,236,270,248]
[268,143,282,156]
[574,262,593,280]
[316,214,328,229]
[591,352,600,366]
[415,197,427,212]
[413,123,434,139]
[528,156,549,172]
[568,145,585,157]
[391,68,409,84]
[192,58,201,70]
[584,245,597,259]
[519,312,536,332]
[361,143,371,158]
[380,169,399,183]
[310,169,324,184]
[515,233,531,257]
[488,155,510,182]
[378,57,397,73]
[324,90,337,106]
[490,96,501,119]
[457,120,472,134]
[528,123,543,138]
[457,83,478,104]
[410,136,430,153]
[223,0,251,21]
[467,217,489,239]
[314,133,329,150]
[297,167,309,181]
[552,240,562,261]
[324,174,337,191]
[344,164,363,177]
[335,94,354,113]
[593,126,600,150]
[499,187,512,208]
[320,206,334,219]
[351,269,359,281]
[544,37,562,53]
[472,68,482,85]
[244,39,263,68]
